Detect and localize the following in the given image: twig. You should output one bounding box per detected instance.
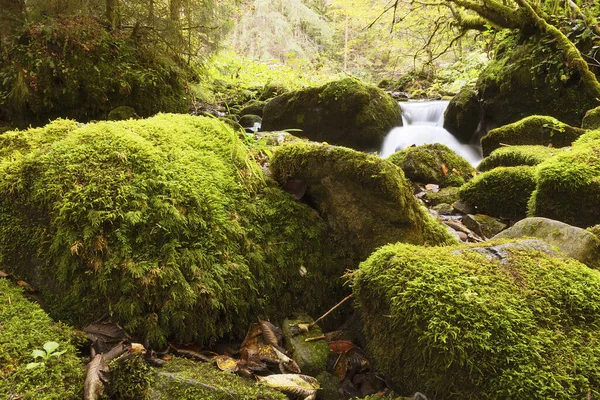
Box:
[309,293,355,329]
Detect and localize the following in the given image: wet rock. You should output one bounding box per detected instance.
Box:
[238,114,262,129]
[423,186,460,206]
[494,217,600,269]
[443,88,482,143]
[462,214,507,239]
[432,203,454,216]
[262,78,401,151]
[281,316,331,377]
[452,199,476,215]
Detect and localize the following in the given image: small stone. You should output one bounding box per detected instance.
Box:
[453,200,476,215]
[463,214,508,239]
[281,316,331,377]
[432,203,454,215]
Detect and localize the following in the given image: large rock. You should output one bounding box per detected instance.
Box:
[0,278,85,398]
[477,145,562,171]
[0,115,350,347]
[386,143,475,187]
[494,217,600,269]
[443,88,482,143]
[262,78,401,151]
[582,106,600,130]
[458,166,537,220]
[481,116,585,157]
[476,33,600,130]
[529,131,600,228]
[351,240,600,399]
[270,142,457,261]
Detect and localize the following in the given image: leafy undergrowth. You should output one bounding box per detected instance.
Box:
[0,276,85,399]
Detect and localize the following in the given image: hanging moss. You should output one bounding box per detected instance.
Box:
[0,278,85,399]
[387,143,475,187]
[528,137,600,228]
[262,78,401,151]
[0,114,349,347]
[481,116,585,157]
[270,142,457,262]
[477,145,562,171]
[350,240,600,399]
[459,166,537,220]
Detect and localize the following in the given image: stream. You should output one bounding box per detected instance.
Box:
[380,100,482,166]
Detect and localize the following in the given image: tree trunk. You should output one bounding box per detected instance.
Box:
[105,0,119,30]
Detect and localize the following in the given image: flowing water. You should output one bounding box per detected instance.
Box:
[380,101,482,166]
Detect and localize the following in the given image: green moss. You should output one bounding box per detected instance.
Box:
[350,240,600,399]
[262,78,401,151]
[589,225,600,240]
[443,88,481,143]
[387,143,475,187]
[528,138,600,228]
[107,355,153,400]
[574,129,600,145]
[0,278,85,399]
[238,100,266,118]
[0,114,349,347]
[459,166,537,219]
[149,357,287,399]
[270,142,457,262]
[477,145,562,171]
[582,106,600,130]
[281,316,331,377]
[422,186,460,206]
[481,116,585,157]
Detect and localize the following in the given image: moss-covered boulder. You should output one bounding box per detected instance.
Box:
[481,116,585,157]
[459,166,537,220]
[386,143,475,187]
[443,88,482,143]
[0,278,85,399]
[0,114,350,347]
[107,106,138,121]
[262,78,401,151]
[494,217,600,269]
[583,106,600,130]
[281,316,331,377]
[148,357,287,399]
[476,33,600,130]
[477,145,561,171]
[238,114,262,129]
[270,142,457,261]
[528,134,600,228]
[350,240,600,399]
[239,100,266,118]
[422,186,460,207]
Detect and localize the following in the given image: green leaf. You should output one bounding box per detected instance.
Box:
[32,349,47,359]
[43,341,60,354]
[26,362,44,369]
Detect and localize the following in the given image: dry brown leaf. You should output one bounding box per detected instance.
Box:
[332,352,350,381]
[257,374,320,398]
[441,163,449,176]
[328,340,355,354]
[84,354,108,400]
[215,355,239,373]
[258,319,281,348]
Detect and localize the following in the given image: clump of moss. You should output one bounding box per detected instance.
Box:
[150,357,287,399]
[107,355,153,400]
[582,106,600,130]
[0,114,348,347]
[387,143,475,187]
[481,116,585,156]
[262,78,401,151]
[477,145,561,171]
[528,138,600,228]
[459,166,537,219]
[443,88,482,143]
[350,240,600,399]
[0,278,85,399]
[574,129,600,145]
[270,142,457,262]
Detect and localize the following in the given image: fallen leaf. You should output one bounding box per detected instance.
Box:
[328,340,355,354]
[425,184,439,192]
[84,354,108,400]
[259,319,283,349]
[257,374,320,398]
[441,163,448,176]
[215,355,239,373]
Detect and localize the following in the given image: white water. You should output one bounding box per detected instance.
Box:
[381,101,482,166]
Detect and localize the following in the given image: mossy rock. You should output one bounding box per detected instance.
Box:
[148,357,287,399]
[528,137,600,228]
[481,116,585,157]
[582,106,600,130]
[239,100,266,118]
[238,114,262,128]
[494,217,600,269]
[262,78,401,151]
[574,129,600,145]
[107,105,138,121]
[387,143,475,187]
[443,88,482,143]
[422,186,460,207]
[477,145,561,171]
[476,32,600,130]
[350,240,600,399]
[0,114,350,347]
[0,278,85,399]
[459,166,537,220]
[281,316,331,377]
[270,142,457,262]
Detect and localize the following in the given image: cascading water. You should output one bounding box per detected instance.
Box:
[381,101,482,166]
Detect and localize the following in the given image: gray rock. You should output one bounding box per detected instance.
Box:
[281,316,330,377]
[494,217,600,268]
[453,199,476,215]
[452,239,560,264]
[462,214,507,239]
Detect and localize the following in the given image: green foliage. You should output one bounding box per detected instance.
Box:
[0,17,189,127]
[387,143,475,187]
[529,135,600,228]
[477,145,563,171]
[107,355,153,400]
[351,240,600,399]
[0,114,348,347]
[459,166,537,219]
[0,278,85,399]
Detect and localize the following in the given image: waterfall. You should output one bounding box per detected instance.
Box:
[381,101,482,166]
